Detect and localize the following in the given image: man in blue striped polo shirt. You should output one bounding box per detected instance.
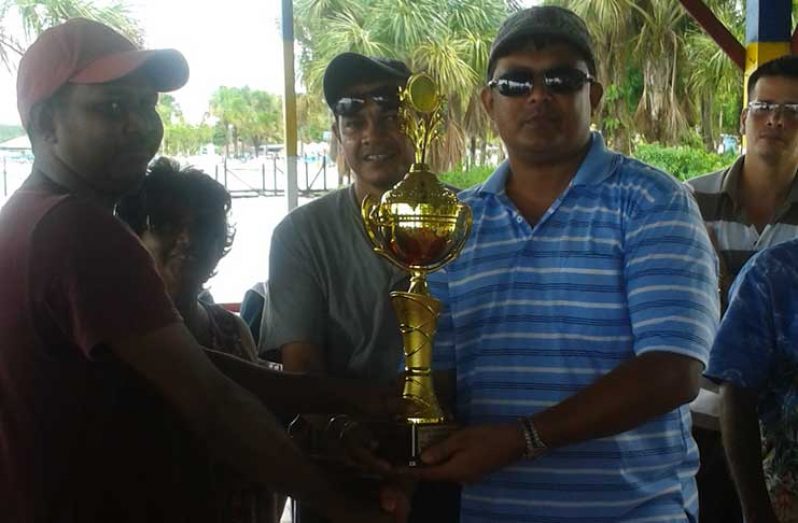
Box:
[414,6,719,522]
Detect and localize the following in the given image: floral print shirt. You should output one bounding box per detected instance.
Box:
[707,238,798,522]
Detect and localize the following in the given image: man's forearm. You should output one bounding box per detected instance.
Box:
[205,348,388,417]
[200,376,350,518]
[112,326,354,520]
[532,352,702,449]
[720,383,777,522]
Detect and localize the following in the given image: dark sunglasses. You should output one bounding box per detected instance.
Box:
[488,67,595,97]
[333,88,401,117]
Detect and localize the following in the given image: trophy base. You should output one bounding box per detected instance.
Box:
[367,420,457,467]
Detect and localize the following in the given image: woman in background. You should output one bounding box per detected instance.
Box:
[117,156,256,361]
[117,157,277,523]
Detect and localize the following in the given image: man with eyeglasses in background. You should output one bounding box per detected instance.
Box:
[688,55,798,309]
[687,55,798,523]
[409,7,718,522]
[263,53,460,522]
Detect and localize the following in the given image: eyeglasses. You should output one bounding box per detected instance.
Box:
[747,100,798,119]
[487,67,595,97]
[333,88,401,117]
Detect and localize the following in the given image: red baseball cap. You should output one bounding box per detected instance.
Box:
[17,17,189,129]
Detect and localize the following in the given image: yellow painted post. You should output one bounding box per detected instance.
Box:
[282,0,299,210]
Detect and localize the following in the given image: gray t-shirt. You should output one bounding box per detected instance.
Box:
[264,185,408,382]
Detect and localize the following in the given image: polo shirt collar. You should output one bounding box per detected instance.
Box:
[479,160,511,195]
[572,132,617,186]
[786,168,798,205]
[719,155,745,205]
[721,155,798,207]
[476,132,615,196]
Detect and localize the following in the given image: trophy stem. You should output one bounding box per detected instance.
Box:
[407,272,429,295]
[391,288,446,425]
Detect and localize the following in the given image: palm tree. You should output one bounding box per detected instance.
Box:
[295,0,510,171]
[556,0,744,151]
[629,0,692,144]
[560,0,639,152]
[443,0,509,168]
[0,0,141,69]
[684,0,743,151]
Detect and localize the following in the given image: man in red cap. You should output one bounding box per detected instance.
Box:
[0,18,401,523]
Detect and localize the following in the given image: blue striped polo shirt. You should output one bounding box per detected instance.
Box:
[429,133,719,522]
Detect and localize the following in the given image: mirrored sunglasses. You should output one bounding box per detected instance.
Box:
[748,100,798,119]
[333,91,401,117]
[488,67,595,97]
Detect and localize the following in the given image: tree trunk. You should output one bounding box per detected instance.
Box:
[469,136,477,170]
[700,93,715,152]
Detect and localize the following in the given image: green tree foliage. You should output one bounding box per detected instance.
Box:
[165,123,213,156]
[156,94,213,156]
[295,0,514,170]
[157,93,182,125]
[439,164,495,189]
[209,86,284,157]
[297,0,752,164]
[553,0,744,152]
[442,141,737,189]
[297,92,330,143]
[632,142,737,180]
[0,0,141,68]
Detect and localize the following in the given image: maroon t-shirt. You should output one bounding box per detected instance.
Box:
[0,175,213,522]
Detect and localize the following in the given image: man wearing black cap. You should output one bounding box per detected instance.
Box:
[0,20,401,523]
[412,7,719,522]
[262,52,460,523]
[264,52,413,391]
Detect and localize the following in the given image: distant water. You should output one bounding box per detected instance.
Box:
[1,155,340,305]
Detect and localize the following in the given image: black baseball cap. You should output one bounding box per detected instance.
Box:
[322,52,411,110]
[488,6,596,79]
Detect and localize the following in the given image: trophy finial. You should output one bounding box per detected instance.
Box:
[400,73,444,167]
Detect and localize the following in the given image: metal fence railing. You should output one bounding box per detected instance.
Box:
[214,155,334,199]
[1,155,338,202]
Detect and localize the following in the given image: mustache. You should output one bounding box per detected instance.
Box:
[758,131,785,140]
[522,110,559,123]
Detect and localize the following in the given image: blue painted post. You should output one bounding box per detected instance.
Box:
[745,0,792,98]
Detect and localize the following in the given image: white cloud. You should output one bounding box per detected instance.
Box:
[0,0,544,126]
[0,0,287,125]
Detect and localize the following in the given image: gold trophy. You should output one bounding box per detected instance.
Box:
[361,73,472,466]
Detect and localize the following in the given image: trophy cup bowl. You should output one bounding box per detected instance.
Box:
[369,170,471,275]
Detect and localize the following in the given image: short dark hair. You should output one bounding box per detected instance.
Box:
[747,55,798,97]
[116,156,234,257]
[487,35,597,80]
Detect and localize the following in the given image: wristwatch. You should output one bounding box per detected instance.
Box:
[518,417,547,459]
